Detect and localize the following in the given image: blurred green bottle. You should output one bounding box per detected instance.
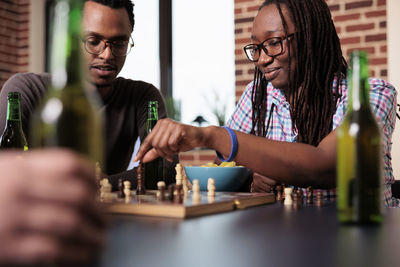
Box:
[143,101,164,189]
[0,92,28,151]
[337,51,382,224]
[30,0,104,164]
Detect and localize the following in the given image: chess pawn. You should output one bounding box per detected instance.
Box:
[102,182,112,202]
[192,179,201,203]
[100,178,110,200]
[157,181,166,201]
[306,186,313,204]
[123,181,132,197]
[168,183,175,201]
[283,187,293,205]
[117,179,125,198]
[207,178,216,197]
[275,185,283,201]
[315,191,323,207]
[174,184,183,204]
[292,191,300,210]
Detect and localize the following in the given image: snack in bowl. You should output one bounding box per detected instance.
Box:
[184,162,250,192]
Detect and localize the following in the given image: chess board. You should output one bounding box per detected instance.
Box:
[101,191,275,219]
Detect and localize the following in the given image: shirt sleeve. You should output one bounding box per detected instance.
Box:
[226,82,254,134]
[368,78,398,207]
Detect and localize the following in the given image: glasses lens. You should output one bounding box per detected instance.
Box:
[85,37,105,54]
[245,45,258,61]
[111,40,130,56]
[263,38,282,57]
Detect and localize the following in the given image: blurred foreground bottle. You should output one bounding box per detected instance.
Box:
[0,92,28,151]
[30,0,104,164]
[337,51,382,224]
[143,101,164,189]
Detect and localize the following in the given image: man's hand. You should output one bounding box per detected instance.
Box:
[0,149,105,266]
[251,172,277,193]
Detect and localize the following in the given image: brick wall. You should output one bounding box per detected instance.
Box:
[0,0,30,89]
[234,0,388,101]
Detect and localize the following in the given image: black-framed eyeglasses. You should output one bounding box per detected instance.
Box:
[243,33,295,62]
[82,36,134,57]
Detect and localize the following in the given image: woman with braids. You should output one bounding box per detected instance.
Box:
[135,0,398,207]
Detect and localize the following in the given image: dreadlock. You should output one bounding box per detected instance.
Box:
[250,0,348,146]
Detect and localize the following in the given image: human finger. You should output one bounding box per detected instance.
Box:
[25,149,97,189]
[20,202,104,245]
[252,173,274,192]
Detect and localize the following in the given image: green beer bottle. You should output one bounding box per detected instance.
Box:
[337,51,382,224]
[0,92,28,151]
[30,0,104,164]
[143,101,164,189]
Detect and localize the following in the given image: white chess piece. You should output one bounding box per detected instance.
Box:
[192,179,201,203]
[207,178,216,197]
[123,181,132,197]
[175,163,183,185]
[283,187,293,205]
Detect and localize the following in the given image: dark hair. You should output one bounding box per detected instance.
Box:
[86,0,135,31]
[250,0,347,146]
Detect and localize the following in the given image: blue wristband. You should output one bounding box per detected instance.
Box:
[216,126,238,162]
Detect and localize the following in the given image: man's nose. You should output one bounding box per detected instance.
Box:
[99,44,114,60]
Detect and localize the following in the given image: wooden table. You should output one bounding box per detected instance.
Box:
[98,201,400,267]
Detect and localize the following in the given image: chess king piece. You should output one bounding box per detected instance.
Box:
[0,92,28,151]
[136,163,146,195]
[337,51,382,224]
[283,187,293,205]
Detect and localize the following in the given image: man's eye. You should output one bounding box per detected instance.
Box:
[87,38,101,46]
[112,41,127,48]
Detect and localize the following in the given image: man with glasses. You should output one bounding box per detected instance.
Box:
[0,0,177,189]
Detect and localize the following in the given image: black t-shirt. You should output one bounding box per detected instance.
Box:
[0,72,176,188]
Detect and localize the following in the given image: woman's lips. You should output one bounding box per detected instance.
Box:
[264,68,280,81]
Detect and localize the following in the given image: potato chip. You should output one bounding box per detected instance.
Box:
[201,161,238,167]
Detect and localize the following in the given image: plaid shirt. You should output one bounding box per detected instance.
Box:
[227,78,399,207]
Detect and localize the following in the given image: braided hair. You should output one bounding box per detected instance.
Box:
[250,0,347,146]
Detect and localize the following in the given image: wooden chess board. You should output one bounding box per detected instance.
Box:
[101,191,275,219]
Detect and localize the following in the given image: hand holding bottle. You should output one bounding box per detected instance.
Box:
[0,149,105,265]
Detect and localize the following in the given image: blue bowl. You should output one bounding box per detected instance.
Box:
[184,166,250,192]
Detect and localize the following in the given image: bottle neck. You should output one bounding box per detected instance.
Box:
[6,100,22,122]
[348,52,370,111]
[49,0,84,89]
[146,102,159,132]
